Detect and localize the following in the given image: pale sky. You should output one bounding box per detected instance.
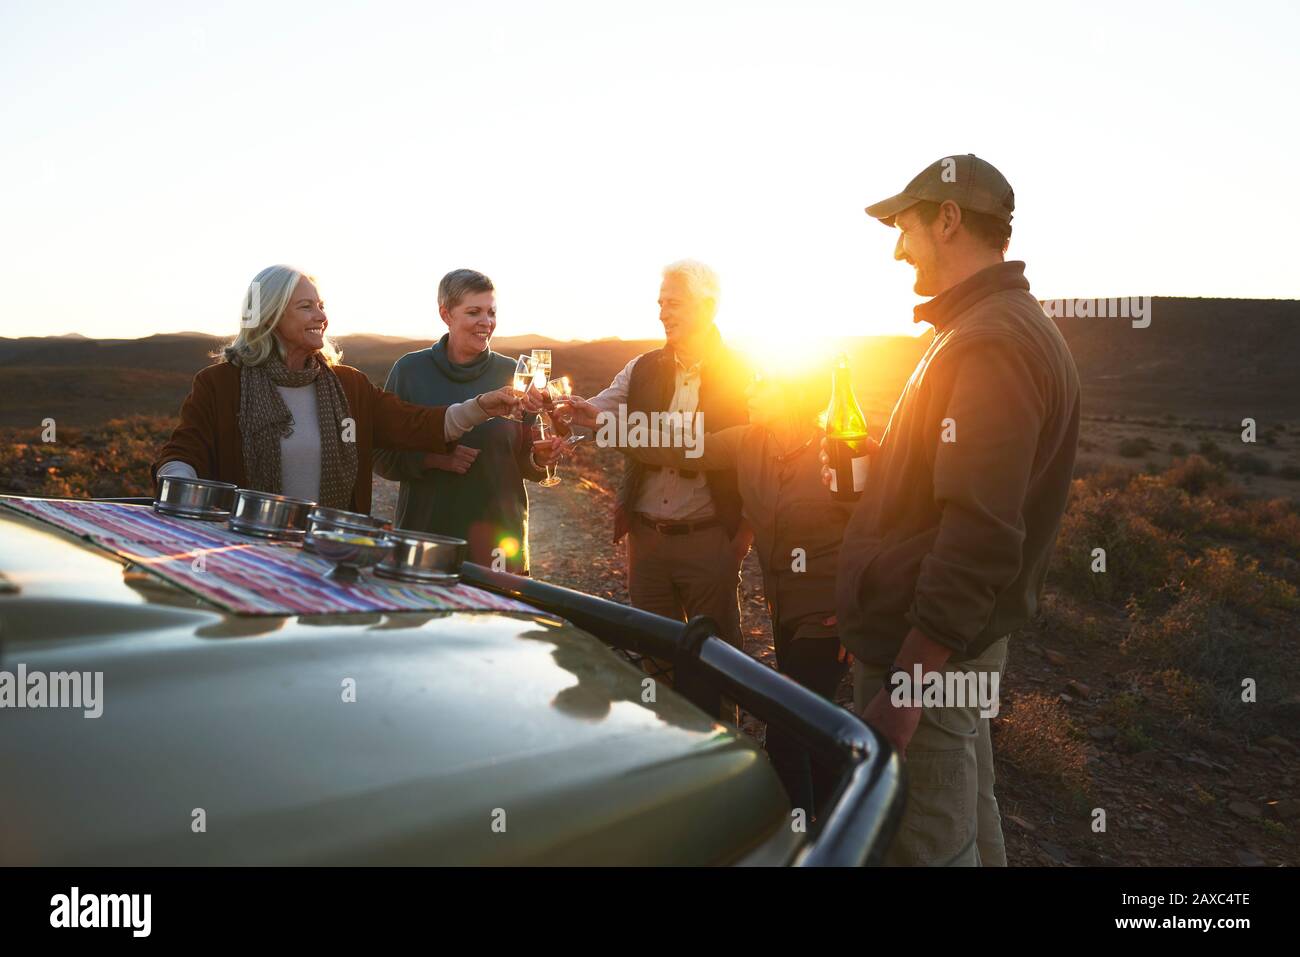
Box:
[1,0,1295,355]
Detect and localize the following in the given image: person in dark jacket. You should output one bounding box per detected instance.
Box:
[373,269,563,574]
[824,155,1081,866]
[588,368,852,817]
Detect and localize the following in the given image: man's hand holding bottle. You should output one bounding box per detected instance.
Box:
[819,434,880,490]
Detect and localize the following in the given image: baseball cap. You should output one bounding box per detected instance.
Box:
[865,154,1015,226]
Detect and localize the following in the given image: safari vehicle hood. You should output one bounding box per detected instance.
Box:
[0,504,790,865]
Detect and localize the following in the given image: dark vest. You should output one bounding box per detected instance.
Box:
[613,337,749,541]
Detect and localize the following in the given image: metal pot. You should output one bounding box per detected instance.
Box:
[153,476,239,521]
[374,529,467,584]
[309,529,396,581]
[304,507,389,552]
[228,490,316,542]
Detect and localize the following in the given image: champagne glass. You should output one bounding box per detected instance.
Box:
[546,374,572,405]
[531,349,552,381]
[546,375,574,434]
[510,355,534,421]
[524,352,549,412]
[531,418,561,488]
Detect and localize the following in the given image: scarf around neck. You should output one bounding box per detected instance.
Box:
[430,333,494,383]
[235,352,358,508]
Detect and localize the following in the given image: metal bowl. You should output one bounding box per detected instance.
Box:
[154,476,238,521]
[309,529,396,581]
[307,506,387,530]
[374,529,467,584]
[228,489,316,542]
[304,507,389,553]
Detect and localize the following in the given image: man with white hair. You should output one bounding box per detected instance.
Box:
[563,260,751,720]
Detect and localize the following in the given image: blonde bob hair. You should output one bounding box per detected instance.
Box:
[219,265,341,367]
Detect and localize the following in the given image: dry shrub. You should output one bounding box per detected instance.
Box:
[1118,436,1153,458]
[1123,473,1204,533]
[995,692,1090,796]
[1081,464,1135,492]
[1048,457,1299,611]
[1030,590,1104,644]
[1184,546,1299,614]
[1053,481,1180,603]
[1191,493,1300,547]
[1100,690,1153,750]
[1155,668,1213,718]
[1149,456,1287,542]
[1240,499,1300,549]
[1122,592,1211,663]
[1197,438,1231,466]
[1122,589,1265,731]
[0,415,174,499]
[1163,454,1229,496]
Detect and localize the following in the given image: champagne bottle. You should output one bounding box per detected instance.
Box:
[826,354,869,501]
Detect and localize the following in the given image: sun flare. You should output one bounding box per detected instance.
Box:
[731,333,839,379]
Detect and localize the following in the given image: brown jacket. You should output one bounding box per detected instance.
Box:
[151,362,450,514]
[836,261,1081,664]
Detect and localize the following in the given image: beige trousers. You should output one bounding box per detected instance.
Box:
[626,520,742,723]
[852,636,1010,866]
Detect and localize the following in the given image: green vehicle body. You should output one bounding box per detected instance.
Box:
[1,502,808,865]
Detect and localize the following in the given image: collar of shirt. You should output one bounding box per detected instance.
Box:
[912,260,1030,332]
[674,353,704,377]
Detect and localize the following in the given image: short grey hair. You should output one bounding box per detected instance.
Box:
[662,259,720,303]
[438,268,494,311]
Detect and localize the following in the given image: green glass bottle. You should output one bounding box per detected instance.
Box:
[825,354,869,502]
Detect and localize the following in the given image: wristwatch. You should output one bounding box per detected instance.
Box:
[883,663,910,700]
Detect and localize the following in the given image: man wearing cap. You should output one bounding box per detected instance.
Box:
[825,154,1081,866]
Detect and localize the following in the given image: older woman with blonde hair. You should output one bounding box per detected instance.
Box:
[153,265,528,513]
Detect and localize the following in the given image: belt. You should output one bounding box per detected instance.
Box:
[643,464,699,479]
[635,513,720,536]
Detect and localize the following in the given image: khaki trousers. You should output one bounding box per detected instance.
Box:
[626,520,742,723]
[852,636,1009,866]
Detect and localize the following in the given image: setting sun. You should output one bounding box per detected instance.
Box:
[731,331,843,379]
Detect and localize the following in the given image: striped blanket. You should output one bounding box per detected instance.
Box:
[1,498,535,617]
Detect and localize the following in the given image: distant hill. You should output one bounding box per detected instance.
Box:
[0,332,665,426]
[0,331,586,378]
[1,296,1295,426]
[1051,297,1299,417]
[0,332,220,375]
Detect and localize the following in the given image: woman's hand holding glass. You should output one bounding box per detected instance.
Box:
[530,419,565,487]
[510,355,548,419]
[520,385,547,415]
[531,434,567,467]
[475,384,522,418]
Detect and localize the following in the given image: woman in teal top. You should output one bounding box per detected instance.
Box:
[373,269,561,574]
